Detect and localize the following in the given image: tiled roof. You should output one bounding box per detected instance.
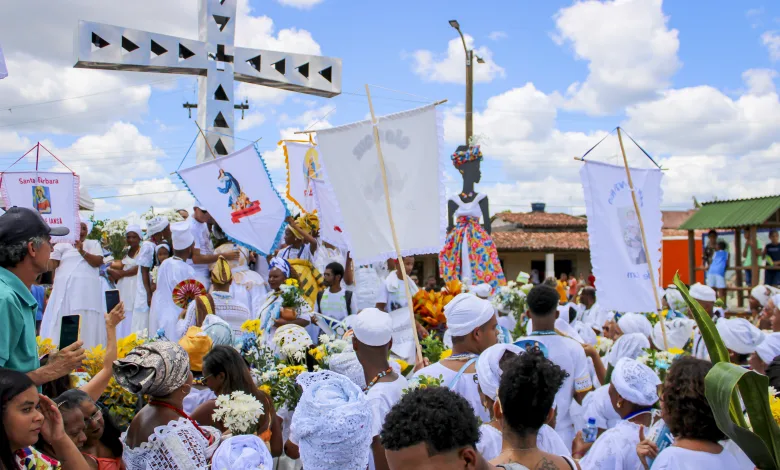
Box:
[493,231,589,252]
[662,210,696,229]
[494,211,587,228]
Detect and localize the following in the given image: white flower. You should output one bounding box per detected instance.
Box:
[769,386,778,397]
[212,391,264,435]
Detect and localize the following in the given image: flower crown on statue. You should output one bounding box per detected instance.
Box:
[451,145,483,168]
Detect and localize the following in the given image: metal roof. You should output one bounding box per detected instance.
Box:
[679,195,780,230]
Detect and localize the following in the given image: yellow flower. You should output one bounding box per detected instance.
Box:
[117,333,144,359]
[440,349,453,360]
[259,384,272,396]
[392,358,409,373]
[37,337,56,357]
[83,345,106,378]
[668,348,685,356]
[309,347,326,362]
[279,365,306,378]
[241,319,263,336]
[770,394,780,426]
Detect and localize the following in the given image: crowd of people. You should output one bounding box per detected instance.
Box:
[1,205,780,470]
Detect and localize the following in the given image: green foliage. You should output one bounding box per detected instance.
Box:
[420,335,445,364]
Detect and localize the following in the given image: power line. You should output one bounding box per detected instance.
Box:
[92,190,188,200]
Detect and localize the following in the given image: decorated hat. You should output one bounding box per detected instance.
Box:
[451,145,483,168]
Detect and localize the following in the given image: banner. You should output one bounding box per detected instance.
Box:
[1,171,80,242]
[282,140,318,213]
[178,145,289,256]
[0,44,6,79]
[580,161,663,312]
[315,104,446,264]
[311,178,348,250]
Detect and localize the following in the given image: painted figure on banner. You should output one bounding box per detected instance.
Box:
[618,206,647,265]
[439,145,506,293]
[217,168,260,223]
[33,185,52,214]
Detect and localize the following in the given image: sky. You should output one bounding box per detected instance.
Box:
[0,0,779,223]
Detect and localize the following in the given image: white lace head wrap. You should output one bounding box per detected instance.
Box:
[147,216,169,237]
[756,332,780,364]
[750,285,780,307]
[352,308,392,346]
[290,371,374,470]
[664,287,687,312]
[618,313,652,339]
[611,358,660,407]
[651,318,695,351]
[471,283,492,299]
[607,333,650,366]
[212,435,272,470]
[572,321,597,346]
[328,351,366,388]
[716,318,765,355]
[444,293,495,337]
[475,343,523,401]
[690,283,716,302]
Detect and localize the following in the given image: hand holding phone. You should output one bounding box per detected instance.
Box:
[105,290,121,314]
[59,315,81,349]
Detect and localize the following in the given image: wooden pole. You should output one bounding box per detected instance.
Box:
[688,230,696,284]
[616,127,668,350]
[734,228,744,306]
[195,122,218,160]
[750,225,760,286]
[364,84,423,364]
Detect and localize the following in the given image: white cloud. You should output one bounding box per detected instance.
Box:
[409,34,505,84]
[275,0,325,9]
[743,68,778,95]
[260,107,335,170]
[488,31,508,41]
[554,0,680,115]
[236,112,267,132]
[761,31,780,60]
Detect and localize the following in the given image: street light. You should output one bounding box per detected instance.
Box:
[449,19,479,145]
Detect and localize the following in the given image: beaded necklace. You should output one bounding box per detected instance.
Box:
[444,352,479,361]
[363,367,393,393]
[529,330,557,336]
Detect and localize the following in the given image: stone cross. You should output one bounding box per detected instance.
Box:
[74,0,341,163]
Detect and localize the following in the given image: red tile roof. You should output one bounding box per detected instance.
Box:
[662,210,697,229]
[493,231,590,252]
[494,211,587,228]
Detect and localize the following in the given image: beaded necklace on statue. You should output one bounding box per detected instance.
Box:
[460,191,475,200]
[363,367,394,393]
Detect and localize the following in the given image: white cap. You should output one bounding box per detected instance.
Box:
[612,358,660,406]
[171,221,194,250]
[716,317,765,355]
[690,283,716,302]
[751,285,780,307]
[147,216,169,237]
[352,308,392,347]
[126,224,142,237]
[444,293,495,337]
[756,332,780,364]
[471,283,492,299]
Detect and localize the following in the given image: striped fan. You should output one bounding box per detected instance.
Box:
[172,279,206,309]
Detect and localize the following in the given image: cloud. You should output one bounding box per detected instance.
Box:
[762,31,780,60]
[488,31,508,41]
[409,34,505,84]
[275,0,325,9]
[743,68,778,95]
[553,0,680,115]
[746,8,764,28]
[260,107,335,171]
[236,112,267,132]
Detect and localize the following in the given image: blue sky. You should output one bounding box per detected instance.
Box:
[0,0,778,222]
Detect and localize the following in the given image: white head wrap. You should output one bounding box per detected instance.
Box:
[202,315,233,346]
[756,332,780,364]
[618,313,653,339]
[664,287,687,312]
[607,333,650,366]
[352,308,392,346]
[651,318,695,351]
[212,435,272,470]
[611,358,660,407]
[475,343,523,401]
[690,283,716,302]
[716,318,765,355]
[80,218,93,235]
[471,283,492,299]
[155,243,171,255]
[291,371,374,470]
[751,285,780,307]
[444,293,495,337]
[328,351,366,388]
[572,320,597,346]
[146,216,169,237]
[558,304,578,324]
[443,329,453,349]
[269,257,291,277]
[126,224,142,238]
[772,294,780,309]
[171,221,194,250]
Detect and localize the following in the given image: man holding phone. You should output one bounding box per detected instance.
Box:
[0,207,86,385]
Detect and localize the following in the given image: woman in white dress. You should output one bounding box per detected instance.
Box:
[213,243,268,318]
[41,221,106,348]
[108,225,142,338]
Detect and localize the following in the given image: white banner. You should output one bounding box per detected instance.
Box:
[0,44,7,79]
[580,161,663,312]
[315,104,446,264]
[283,140,318,213]
[311,178,348,250]
[1,171,80,242]
[178,145,289,256]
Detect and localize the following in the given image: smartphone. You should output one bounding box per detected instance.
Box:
[105,289,120,313]
[59,315,81,349]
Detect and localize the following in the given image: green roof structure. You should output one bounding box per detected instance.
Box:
[679,195,780,230]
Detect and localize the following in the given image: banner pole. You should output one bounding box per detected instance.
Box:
[616,127,669,350]
[364,83,423,364]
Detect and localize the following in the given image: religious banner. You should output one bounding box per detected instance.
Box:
[311,178,348,249]
[580,161,663,312]
[1,171,80,242]
[177,144,289,256]
[282,140,319,213]
[314,103,446,264]
[0,44,7,79]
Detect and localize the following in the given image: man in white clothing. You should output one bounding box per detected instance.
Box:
[131,216,168,334]
[312,261,357,339]
[149,221,196,341]
[578,287,610,333]
[413,293,499,424]
[188,206,237,290]
[352,308,409,470]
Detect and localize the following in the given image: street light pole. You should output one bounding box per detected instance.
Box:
[450,20,480,146]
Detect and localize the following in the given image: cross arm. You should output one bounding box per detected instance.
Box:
[233,47,341,98]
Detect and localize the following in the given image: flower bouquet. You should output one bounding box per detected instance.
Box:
[213,391,265,436]
[37,336,57,357]
[404,374,444,394]
[258,364,307,411]
[636,347,685,382]
[273,324,312,364]
[309,334,350,368]
[279,278,306,320]
[413,280,463,336]
[420,334,446,364]
[595,336,614,357]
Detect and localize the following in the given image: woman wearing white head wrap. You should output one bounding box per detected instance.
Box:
[577,358,660,468]
[201,314,234,346]
[110,224,144,337]
[212,435,272,470]
[474,344,569,460]
[750,332,780,374]
[652,318,695,351]
[716,317,765,365]
[573,320,597,346]
[290,370,374,470]
[663,286,688,316]
[606,332,651,367]
[328,350,366,388]
[617,313,652,339]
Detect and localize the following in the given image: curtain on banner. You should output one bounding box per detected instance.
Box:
[315,103,446,264]
[283,140,318,213]
[1,172,80,243]
[177,145,289,256]
[580,161,663,312]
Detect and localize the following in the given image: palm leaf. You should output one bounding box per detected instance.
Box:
[705,363,780,470]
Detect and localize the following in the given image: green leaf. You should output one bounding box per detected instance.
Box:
[705,362,780,470]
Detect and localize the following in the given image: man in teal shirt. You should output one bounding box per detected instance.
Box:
[0,207,85,385]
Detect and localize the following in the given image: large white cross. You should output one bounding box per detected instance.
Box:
[74,0,341,163]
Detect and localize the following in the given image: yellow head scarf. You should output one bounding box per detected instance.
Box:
[178,326,213,372]
[289,212,320,240]
[211,256,233,285]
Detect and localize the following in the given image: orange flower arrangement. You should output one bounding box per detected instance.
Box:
[413,280,463,329]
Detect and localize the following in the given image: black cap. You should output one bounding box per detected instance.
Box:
[0,207,70,243]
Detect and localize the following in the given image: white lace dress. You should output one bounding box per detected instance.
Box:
[121,418,220,470]
[579,420,646,470]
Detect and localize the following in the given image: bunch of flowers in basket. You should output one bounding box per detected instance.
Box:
[413,280,463,335]
[257,363,307,411]
[636,347,686,382]
[213,391,265,436]
[280,278,307,315]
[404,374,444,394]
[595,336,614,357]
[309,334,350,367]
[239,320,275,371]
